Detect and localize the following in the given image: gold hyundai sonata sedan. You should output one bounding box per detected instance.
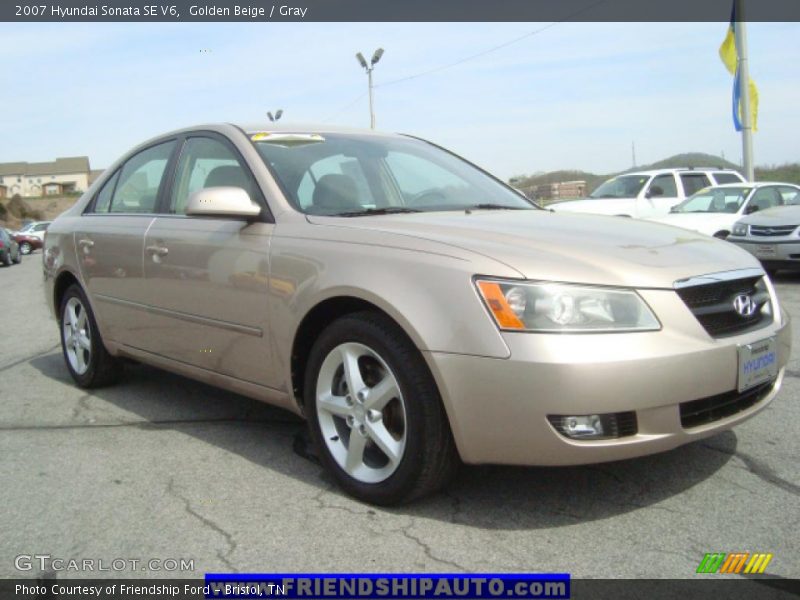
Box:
[43,124,791,504]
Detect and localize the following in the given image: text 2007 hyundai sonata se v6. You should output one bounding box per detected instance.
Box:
[43,124,791,504]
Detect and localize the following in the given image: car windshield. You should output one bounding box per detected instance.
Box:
[589,175,649,199]
[671,187,750,214]
[252,133,535,216]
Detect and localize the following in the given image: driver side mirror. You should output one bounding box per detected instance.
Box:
[745,204,760,215]
[186,187,262,219]
[646,185,664,199]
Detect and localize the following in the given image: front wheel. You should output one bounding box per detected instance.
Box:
[59,284,122,388]
[305,312,458,505]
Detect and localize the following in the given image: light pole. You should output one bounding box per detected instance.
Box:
[267,109,283,123]
[355,48,384,129]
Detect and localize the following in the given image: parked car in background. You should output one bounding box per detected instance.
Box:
[14,220,51,241]
[0,228,22,266]
[550,168,745,218]
[728,201,800,275]
[12,231,44,255]
[648,183,800,239]
[42,123,790,504]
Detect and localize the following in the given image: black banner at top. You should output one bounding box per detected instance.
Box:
[3,0,800,22]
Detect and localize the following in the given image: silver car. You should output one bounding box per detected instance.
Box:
[729,197,800,275]
[43,124,791,504]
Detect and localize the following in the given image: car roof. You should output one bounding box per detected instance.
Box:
[620,168,742,177]
[706,182,797,189]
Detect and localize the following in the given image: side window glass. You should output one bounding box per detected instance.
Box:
[680,174,711,196]
[93,171,119,213]
[109,141,175,214]
[170,137,254,215]
[749,187,782,211]
[296,155,375,212]
[648,174,677,198]
[778,186,800,205]
[713,172,742,184]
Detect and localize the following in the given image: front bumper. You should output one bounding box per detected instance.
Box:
[730,238,800,269]
[425,288,791,466]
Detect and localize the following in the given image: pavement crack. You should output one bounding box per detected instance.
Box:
[400,523,468,572]
[0,343,60,373]
[702,442,799,496]
[167,477,238,572]
[311,486,370,516]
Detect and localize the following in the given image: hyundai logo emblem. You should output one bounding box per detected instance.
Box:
[733,294,757,317]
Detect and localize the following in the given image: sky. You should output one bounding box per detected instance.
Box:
[1,21,798,179]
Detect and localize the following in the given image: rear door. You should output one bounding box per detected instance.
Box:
[75,139,177,346]
[140,133,276,386]
[678,172,711,198]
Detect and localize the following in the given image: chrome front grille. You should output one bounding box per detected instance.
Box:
[749,224,798,237]
[675,271,772,338]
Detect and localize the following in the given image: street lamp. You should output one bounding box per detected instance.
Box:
[267,109,283,122]
[355,48,384,129]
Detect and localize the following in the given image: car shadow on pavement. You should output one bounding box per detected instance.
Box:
[30,352,736,529]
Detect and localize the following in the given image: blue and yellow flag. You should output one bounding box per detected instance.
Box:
[719,4,758,131]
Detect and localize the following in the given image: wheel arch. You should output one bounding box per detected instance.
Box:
[290,294,426,412]
[53,269,82,320]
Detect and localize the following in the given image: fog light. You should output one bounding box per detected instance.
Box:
[547,412,638,440]
[564,415,603,438]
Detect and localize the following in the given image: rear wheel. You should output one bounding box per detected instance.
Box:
[305,312,458,505]
[59,284,122,388]
[19,242,32,255]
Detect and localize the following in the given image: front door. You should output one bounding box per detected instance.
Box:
[140,134,275,387]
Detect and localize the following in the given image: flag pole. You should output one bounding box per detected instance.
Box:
[734,0,755,181]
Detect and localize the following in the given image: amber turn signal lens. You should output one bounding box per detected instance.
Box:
[476,280,525,329]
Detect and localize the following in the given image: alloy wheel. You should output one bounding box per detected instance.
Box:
[63,297,92,375]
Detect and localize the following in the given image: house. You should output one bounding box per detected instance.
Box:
[0,157,91,198]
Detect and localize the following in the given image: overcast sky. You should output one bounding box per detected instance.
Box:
[1,21,797,178]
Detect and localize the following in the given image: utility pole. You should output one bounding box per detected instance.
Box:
[734,0,754,181]
[631,141,637,168]
[356,48,384,129]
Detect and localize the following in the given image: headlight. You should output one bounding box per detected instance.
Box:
[732,223,749,237]
[475,279,660,332]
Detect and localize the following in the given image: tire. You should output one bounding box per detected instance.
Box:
[19,242,32,255]
[713,231,729,240]
[1,251,10,266]
[305,311,458,505]
[12,250,21,264]
[59,284,122,388]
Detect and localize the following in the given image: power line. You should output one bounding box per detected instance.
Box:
[322,0,607,123]
[375,0,608,89]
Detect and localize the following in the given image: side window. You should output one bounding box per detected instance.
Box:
[749,187,783,211]
[778,186,800,205]
[109,141,175,214]
[296,155,375,211]
[680,173,711,196]
[713,172,742,184]
[169,137,255,215]
[647,174,677,198]
[93,171,120,213]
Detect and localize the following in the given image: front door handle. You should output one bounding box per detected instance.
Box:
[78,238,94,248]
[146,245,169,257]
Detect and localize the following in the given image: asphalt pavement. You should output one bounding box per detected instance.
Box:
[1,253,798,584]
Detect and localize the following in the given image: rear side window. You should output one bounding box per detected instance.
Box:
[109,141,175,214]
[680,173,711,196]
[93,171,120,213]
[713,172,743,184]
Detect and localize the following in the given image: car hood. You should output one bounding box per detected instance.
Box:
[648,213,738,235]
[308,210,761,289]
[549,197,633,214]
[740,205,800,225]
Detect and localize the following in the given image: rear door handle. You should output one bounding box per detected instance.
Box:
[146,245,169,257]
[77,238,94,253]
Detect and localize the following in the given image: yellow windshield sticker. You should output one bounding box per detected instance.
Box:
[250,132,325,145]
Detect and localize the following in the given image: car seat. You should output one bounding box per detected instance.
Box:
[311,174,361,212]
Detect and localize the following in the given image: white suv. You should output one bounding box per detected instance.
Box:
[550,168,745,218]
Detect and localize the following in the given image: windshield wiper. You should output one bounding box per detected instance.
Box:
[335,207,422,217]
[466,203,527,211]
